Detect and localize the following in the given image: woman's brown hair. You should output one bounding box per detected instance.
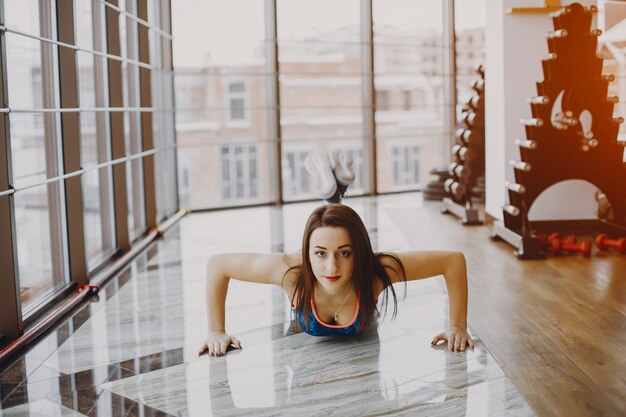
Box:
[284,204,406,333]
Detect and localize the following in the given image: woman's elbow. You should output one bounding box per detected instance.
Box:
[206,254,225,277]
[448,251,466,272]
[452,251,465,263]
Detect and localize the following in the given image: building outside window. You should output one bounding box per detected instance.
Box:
[403,90,411,110]
[220,144,258,201]
[376,90,390,111]
[285,150,311,197]
[226,80,249,126]
[392,145,420,188]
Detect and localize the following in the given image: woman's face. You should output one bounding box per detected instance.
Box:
[308,226,354,293]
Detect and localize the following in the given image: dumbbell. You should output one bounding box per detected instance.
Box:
[551,238,592,257]
[444,178,466,197]
[547,232,561,248]
[452,144,463,161]
[472,78,484,93]
[453,164,471,181]
[564,235,577,244]
[451,181,466,199]
[455,128,466,142]
[458,146,477,162]
[469,95,482,110]
[463,112,477,127]
[595,234,626,254]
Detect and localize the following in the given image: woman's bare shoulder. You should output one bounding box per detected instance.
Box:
[281,251,302,299]
[283,251,302,269]
[372,276,386,296]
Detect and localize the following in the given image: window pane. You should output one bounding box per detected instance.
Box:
[75,0,95,50]
[278,0,364,201]
[5,33,45,109]
[83,167,114,268]
[230,98,246,121]
[10,113,48,188]
[599,1,626,147]
[80,110,115,271]
[229,82,245,93]
[455,0,486,122]
[124,7,146,237]
[373,0,445,192]
[15,184,67,313]
[4,1,42,37]
[173,0,271,209]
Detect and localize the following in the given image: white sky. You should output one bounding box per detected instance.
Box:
[171,0,486,68]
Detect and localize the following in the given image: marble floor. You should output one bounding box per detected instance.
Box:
[0,194,535,416]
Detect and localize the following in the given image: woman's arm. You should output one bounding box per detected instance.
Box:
[200,252,298,357]
[383,251,474,352]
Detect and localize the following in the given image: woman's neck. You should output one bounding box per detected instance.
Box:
[315,283,354,300]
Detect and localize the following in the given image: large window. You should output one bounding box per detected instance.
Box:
[5,0,69,314]
[151,0,178,223]
[599,0,626,151]
[123,0,147,240]
[278,0,365,202]
[172,0,272,210]
[172,0,462,209]
[373,0,446,193]
[76,0,116,270]
[0,0,176,338]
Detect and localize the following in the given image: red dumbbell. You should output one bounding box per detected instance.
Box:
[564,235,577,244]
[547,233,561,247]
[551,238,592,257]
[595,234,626,254]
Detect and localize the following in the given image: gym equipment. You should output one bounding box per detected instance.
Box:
[595,234,626,254]
[551,238,592,257]
[491,3,626,259]
[442,64,486,225]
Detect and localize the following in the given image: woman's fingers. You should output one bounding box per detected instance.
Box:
[460,337,467,352]
[200,336,243,357]
[431,333,446,346]
[432,331,475,352]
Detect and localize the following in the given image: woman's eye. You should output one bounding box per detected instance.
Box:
[340,251,352,257]
[315,251,326,257]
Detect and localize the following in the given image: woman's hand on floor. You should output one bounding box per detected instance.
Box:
[431,326,475,352]
[198,331,242,357]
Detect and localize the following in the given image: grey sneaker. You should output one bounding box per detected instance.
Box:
[332,152,355,186]
[304,150,337,200]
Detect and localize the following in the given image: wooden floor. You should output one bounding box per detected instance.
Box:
[387,200,626,417]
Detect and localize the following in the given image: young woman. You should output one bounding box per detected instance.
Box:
[198,203,474,357]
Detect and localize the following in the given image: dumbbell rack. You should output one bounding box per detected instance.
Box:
[442,65,486,225]
[492,2,626,259]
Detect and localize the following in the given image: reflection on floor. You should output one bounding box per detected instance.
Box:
[0,194,535,416]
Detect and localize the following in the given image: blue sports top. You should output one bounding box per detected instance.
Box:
[291,296,362,337]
